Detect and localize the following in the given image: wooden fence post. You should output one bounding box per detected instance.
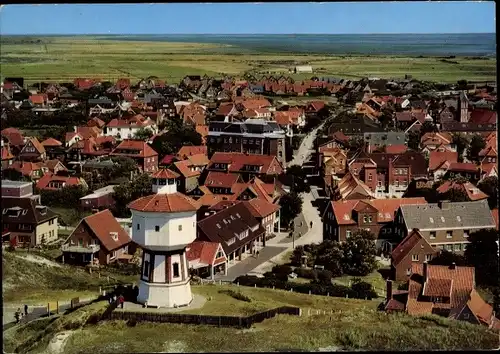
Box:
[309,290,311,295]
[327,292,329,297]
[237,282,239,287]
[273,286,275,290]
[254,284,257,288]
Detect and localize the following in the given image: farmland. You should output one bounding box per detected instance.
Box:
[0,36,496,84]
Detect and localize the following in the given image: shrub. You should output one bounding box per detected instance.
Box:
[350,279,378,300]
[295,268,318,280]
[316,270,333,284]
[272,265,293,276]
[234,275,259,286]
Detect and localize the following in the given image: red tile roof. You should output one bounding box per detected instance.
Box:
[41,137,63,147]
[151,168,180,179]
[209,152,283,175]
[110,140,158,158]
[428,151,459,171]
[177,145,207,159]
[448,162,478,173]
[8,161,42,176]
[205,171,241,189]
[77,209,131,251]
[243,198,280,218]
[1,145,14,160]
[107,115,154,128]
[186,241,226,266]
[423,278,453,297]
[1,128,25,147]
[29,94,48,104]
[469,109,497,124]
[333,172,375,200]
[160,155,177,165]
[384,144,408,154]
[36,172,87,190]
[128,192,200,213]
[23,137,46,155]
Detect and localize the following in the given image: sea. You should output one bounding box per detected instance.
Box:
[96,33,496,57]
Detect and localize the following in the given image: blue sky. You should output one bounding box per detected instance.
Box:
[0,2,495,35]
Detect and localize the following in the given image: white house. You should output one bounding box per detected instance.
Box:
[105,115,157,140]
[128,169,200,308]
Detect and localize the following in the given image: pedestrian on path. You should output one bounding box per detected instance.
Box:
[310,221,313,228]
[14,309,20,324]
[118,295,125,309]
[256,250,260,258]
[24,304,28,316]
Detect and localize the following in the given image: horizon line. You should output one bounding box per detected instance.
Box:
[1,32,495,36]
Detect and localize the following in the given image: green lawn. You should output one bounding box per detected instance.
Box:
[0,37,496,84]
[2,251,136,304]
[332,268,388,298]
[50,207,91,227]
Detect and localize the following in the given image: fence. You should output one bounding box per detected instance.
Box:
[106,306,301,329]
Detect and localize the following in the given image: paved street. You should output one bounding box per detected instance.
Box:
[214,245,288,281]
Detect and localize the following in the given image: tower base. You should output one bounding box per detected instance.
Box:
[137,279,193,308]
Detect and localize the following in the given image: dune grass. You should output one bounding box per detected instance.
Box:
[0,37,496,84]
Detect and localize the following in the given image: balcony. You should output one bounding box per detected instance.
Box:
[62,244,100,253]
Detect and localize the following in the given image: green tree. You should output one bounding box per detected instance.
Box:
[467,134,486,162]
[407,131,421,151]
[378,107,394,129]
[420,121,438,134]
[152,118,202,158]
[285,165,310,193]
[341,229,378,276]
[429,250,468,266]
[314,240,344,277]
[477,176,498,209]
[133,127,154,141]
[464,229,499,287]
[279,192,303,228]
[452,133,470,162]
[107,156,138,180]
[112,173,153,217]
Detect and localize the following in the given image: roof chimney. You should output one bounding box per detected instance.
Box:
[423,261,428,282]
[450,262,456,270]
[386,279,393,301]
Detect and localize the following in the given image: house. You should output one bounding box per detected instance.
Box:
[322,197,427,251]
[436,181,489,202]
[428,151,458,180]
[80,185,116,210]
[390,229,438,281]
[196,201,266,266]
[62,209,133,266]
[395,200,496,254]
[1,197,58,247]
[1,142,15,169]
[441,121,496,135]
[186,240,227,279]
[207,119,286,167]
[444,163,481,183]
[328,172,375,200]
[206,152,283,183]
[176,146,207,160]
[171,154,209,193]
[40,159,68,175]
[36,172,88,191]
[110,140,158,173]
[320,147,347,180]
[364,132,406,153]
[18,137,46,161]
[105,115,157,140]
[385,263,499,329]
[1,127,25,155]
[420,132,455,154]
[243,198,280,236]
[5,161,44,180]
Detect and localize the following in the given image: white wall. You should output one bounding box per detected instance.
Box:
[131,210,197,250]
[153,255,166,283]
[105,125,158,139]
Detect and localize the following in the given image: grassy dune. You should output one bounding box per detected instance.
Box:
[1,37,496,84]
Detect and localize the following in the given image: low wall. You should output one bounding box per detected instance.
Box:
[107,306,301,329]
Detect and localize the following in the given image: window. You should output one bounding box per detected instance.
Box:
[463,313,469,320]
[463,230,469,238]
[368,174,372,181]
[454,243,461,252]
[173,263,180,278]
[430,231,436,239]
[425,254,432,262]
[346,230,352,238]
[395,180,399,187]
[143,261,150,277]
[446,231,453,239]
[412,254,419,262]
[178,225,182,231]
[406,268,411,276]
[111,250,117,259]
[155,226,160,232]
[438,244,444,250]
[368,216,372,223]
[445,244,452,251]
[137,223,140,230]
[363,216,368,223]
[377,181,382,187]
[429,217,434,223]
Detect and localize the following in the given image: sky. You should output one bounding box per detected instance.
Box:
[0,2,496,35]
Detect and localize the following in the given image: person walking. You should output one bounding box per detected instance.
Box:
[24,304,28,317]
[14,309,20,324]
[118,295,125,309]
[310,221,313,228]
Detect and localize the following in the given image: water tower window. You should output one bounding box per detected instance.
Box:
[155,226,160,232]
[168,178,175,185]
[159,178,167,186]
[143,261,150,278]
[173,263,180,278]
[137,223,140,230]
[178,225,183,231]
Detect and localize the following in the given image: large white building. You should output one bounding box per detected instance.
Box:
[128,169,200,308]
[105,115,157,140]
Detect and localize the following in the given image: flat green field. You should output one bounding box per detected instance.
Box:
[0,37,496,84]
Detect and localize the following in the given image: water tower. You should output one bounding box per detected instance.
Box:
[128,168,200,308]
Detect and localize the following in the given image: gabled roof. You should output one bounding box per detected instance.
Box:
[8,161,43,176]
[391,229,434,266]
[151,168,180,179]
[1,128,25,147]
[186,241,226,268]
[334,172,375,200]
[205,171,241,189]
[1,145,14,160]
[469,109,497,124]
[72,209,130,252]
[242,198,280,218]
[22,137,46,155]
[209,152,282,175]
[429,151,459,171]
[173,159,201,178]
[177,145,207,159]
[110,140,158,158]
[436,181,488,201]
[36,172,87,190]
[41,137,63,147]
[1,198,57,224]
[447,162,478,173]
